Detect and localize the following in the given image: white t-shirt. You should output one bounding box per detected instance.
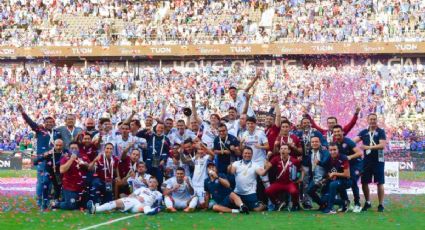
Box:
[191,154,211,188]
[127,172,152,190]
[112,135,147,157]
[232,160,261,195]
[169,129,197,145]
[133,187,163,207]
[201,122,218,149]
[164,177,193,201]
[240,129,268,164]
[226,119,240,137]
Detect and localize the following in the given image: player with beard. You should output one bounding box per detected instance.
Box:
[163,167,198,212]
[127,162,152,191]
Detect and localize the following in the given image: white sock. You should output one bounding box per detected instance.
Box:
[231,209,240,213]
[143,206,152,214]
[188,197,198,209]
[96,201,116,213]
[164,196,174,209]
[261,175,270,188]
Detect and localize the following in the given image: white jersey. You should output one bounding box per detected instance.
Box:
[240,129,268,164]
[93,128,119,151]
[127,172,152,190]
[232,160,261,195]
[201,122,218,148]
[226,119,240,137]
[133,187,163,207]
[222,91,255,117]
[191,154,211,188]
[112,135,147,157]
[169,129,197,145]
[164,177,193,201]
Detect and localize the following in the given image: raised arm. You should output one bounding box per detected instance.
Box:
[274,101,281,127]
[244,68,261,93]
[342,107,360,135]
[17,104,40,131]
[242,93,251,115]
[191,96,202,124]
[123,110,137,126]
[305,113,326,133]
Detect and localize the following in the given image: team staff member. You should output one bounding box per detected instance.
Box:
[55,114,83,150]
[89,143,120,205]
[332,125,363,212]
[353,113,386,212]
[213,124,240,174]
[17,104,58,208]
[51,142,89,210]
[264,144,304,211]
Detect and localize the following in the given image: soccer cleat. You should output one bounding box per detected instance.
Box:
[353,204,362,213]
[48,200,57,210]
[240,204,249,214]
[362,202,372,212]
[166,207,177,213]
[267,203,276,212]
[87,200,95,214]
[146,207,161,216]
[377,205,384,212]
[322,209,337,214]
[338,200,349,213]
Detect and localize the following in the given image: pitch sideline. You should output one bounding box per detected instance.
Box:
[79,213,143,230]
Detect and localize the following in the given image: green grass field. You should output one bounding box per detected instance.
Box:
[1,170,425,230]
[1,170,425,181]
[0,194,424,230]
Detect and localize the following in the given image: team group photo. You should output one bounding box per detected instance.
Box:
[0,0,425,229]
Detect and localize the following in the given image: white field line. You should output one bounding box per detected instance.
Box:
[79,213,143,230]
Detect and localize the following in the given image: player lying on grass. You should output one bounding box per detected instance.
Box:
[87,177,162,215]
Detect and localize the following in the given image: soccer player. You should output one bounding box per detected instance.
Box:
[353,113,387,212]
[51,142,89,210]
[127,162,152,191]
[332,125,363,212]
[168,120,198,145]
[112,122,147,158]
[229,147,268,212]
[213,124,241,174]
[305,107,360,143]
[163,167,198,212]
[89,143,120,204]
[321,143,351,214]
[116,147,142,198]
[191,142,215,208]
[204,162,249,214]
[17,104,57,208]
[264,144,304,211]
[87,177,162,215]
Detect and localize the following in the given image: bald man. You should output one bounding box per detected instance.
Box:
[42,139,67,209]
[84,118,99,138]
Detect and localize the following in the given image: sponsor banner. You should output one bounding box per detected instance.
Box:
[1,42,425,57]
[389,140,408,151]
[0,156,22,170]
[385,162,399,189]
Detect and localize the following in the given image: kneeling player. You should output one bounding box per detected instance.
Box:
[163,167,198,212]
[204,162,249,214]
[87,177,162,215]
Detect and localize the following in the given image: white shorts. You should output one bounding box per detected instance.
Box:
[121,197,146,213]
[172,198,190,209]
[194,187,205,205]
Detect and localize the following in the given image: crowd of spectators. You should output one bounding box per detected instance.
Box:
[0,59,424,153]
[1,0,424,46]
